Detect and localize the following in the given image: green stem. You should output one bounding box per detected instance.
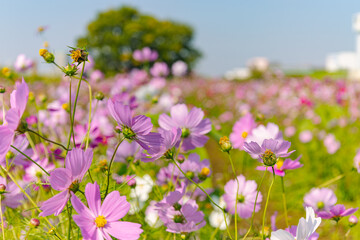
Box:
[104,138,124,196]
[27,129,69,151]
[67,204,72,240]
[262,167,275,240]
[68,78,76,147]
[171,158,233,239]
[281,176,289,228]
[0,198,5,240]
[228,153,239,240]
[11,145,49,176]
[242,168,267,240]
[82,80,92,150]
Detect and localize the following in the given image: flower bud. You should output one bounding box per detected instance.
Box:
[6,151,14,160]
[219,136,232,153]
[63,64,78,77]
[261,150,277,166]
[349,215,358,227]
[0,86,5,93]
[177,155,185,163]
[39,49,55,63]
[30,218,40,227]
[95,92,105,101]
[0,184,6,192]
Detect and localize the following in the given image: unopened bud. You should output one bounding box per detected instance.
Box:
[219,136,232,153]
[0,184,6,192]
[6,151,15,160]
[30,218,40,227]
[349,215,358,227]
[95,92,105,101]
[63,64,78,77]
[177,155,185,163]
[0,86,5,93]
[39,49,55,63]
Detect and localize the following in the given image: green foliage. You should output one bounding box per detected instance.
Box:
[77,6,201,76]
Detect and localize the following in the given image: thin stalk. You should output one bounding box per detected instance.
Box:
[0,199,5,240]
[228,153,239,240]
[281,176,289,227]
[81,80,92,150]
[0,167,57,234]
[27,129,68,151]
[68,78,75,147]
[171,158,234,239]
[0,94,5,124]
[317,174,345,188]
[242,169,268,240]
[262,167,275,240]
[67,204,72,240]
[104,138,124,196]
[11,145,49,176]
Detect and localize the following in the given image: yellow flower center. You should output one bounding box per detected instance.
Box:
[200,167,210,176]
[39,49,48,56]
[70,49,82,62]
[95,215,107,228]
[276,159,284,169]
[241,131,248,138]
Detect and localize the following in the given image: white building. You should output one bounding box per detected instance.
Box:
[325,13,360,79]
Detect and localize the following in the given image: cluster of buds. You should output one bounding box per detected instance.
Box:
[219,136,232,153]
[39,49,55,63]
[69,47,88,64]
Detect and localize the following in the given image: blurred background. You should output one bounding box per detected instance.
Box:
[2,0,360,77]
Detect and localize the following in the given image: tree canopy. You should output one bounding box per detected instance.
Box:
[77,6,201,75]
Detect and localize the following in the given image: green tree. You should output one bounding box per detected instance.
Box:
[77,6,201,76]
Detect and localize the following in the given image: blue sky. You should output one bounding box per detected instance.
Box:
[1,0,360,76]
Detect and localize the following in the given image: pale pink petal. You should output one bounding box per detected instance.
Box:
[49,168,72,191]
[101,191,130,221]
[105,221,143,240]
[85,182,101,216]
[39,191,69,216]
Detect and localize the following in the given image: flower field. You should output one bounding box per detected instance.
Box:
[0,45,360,240]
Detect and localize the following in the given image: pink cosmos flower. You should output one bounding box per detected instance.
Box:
[39,148,93,216]
[230,113,256,150]
[133,47,158,62]
[158,104,211,151]
[256,155,303,176]
[0,79,29,164]
[14,54,34,72]
[223,175,262,219]
[171,60,188,77]
[142,128,181,162]
[71,182,143,240]
[245,122,282,146]
[317,204,358,221]
[244,139,295,163]
[107,100,163,153]
[323,134,340,154]
[299,130,313,143]
[0,177,23,213]
[303,188,337,212]
[150,62,169,77]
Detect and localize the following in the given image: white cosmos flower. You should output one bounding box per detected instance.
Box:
[271,207,321,240]
[130,174,154,202]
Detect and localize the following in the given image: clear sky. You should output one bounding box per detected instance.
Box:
[1,0,360,76]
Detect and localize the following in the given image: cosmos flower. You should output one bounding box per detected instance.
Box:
[14,54,34,72]
[171,61,188,77]
[244,139,294,166]
[142,127,181,162]
[156,184,206,233]
[317,204,358,221]
[180,153,211,183]
[158,104,211,151]
[223,175,262,219]
[107,100,163,153]
[271,207,321,240]
[256,155,303,176]
[107,140,142,163]
[0,79,29,164]
[39,148,93,216]
[0,177,23,213]
[150,62,169,77]
[229,113,257,150]
[133,47,158,62]
[303,188,337,212]
[245,122,283,146]
[209,197,230,230]
[71,182,143,240]
[156,163,181,187]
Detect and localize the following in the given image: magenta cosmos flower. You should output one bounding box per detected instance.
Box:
[39,148,93,216]
[107,99,163,154]
[317,204,358,221]
[150,62,169,77]
[256,155,303,176]
[133,47,158,62]
[71,182,142,240]
[158,104,211,151]
[0,79,29,164]
[230,113,256,150]
[223,175,263,219]
[142,127,181,162]
[244,139,294,166]
[303,188,337,212]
